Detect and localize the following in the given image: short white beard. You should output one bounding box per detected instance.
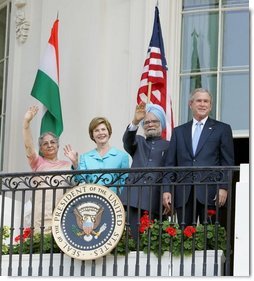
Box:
[144,127,162,138]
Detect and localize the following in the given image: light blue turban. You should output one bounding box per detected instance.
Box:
[142,103,166,129]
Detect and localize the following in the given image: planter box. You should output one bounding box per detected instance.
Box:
[1,250,225,276]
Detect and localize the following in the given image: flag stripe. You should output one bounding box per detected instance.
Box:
[39,44,58,85]
[48,19,59,82]
[31,70,62,120]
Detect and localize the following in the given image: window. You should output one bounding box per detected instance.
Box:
[0,0,11,170]
[179,0,249,135]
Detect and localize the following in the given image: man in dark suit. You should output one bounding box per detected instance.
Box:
[163,88,234,226]
[121,102,169,240]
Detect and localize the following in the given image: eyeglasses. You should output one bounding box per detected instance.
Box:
[143,120,160,126]
[41,140,58,147]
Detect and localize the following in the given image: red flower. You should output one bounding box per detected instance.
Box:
[14,235,21,243]
[14,227,31,243]
[165,226,177,237]
[139,225,148,234]
[139,211,153,233]
[208,209,216,217]
[23,227,31,238]
[183,226,196,238]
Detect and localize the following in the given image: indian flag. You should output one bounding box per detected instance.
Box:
[31,19,63,137]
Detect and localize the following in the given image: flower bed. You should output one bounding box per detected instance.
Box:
[138,211,227,257]
[1,210,226,257]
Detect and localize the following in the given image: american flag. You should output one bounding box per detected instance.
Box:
[137,6,174,140]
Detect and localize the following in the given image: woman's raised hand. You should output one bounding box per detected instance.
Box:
[24,105,39,123]
[63,144,78,169]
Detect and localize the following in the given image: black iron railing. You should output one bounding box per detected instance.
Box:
[0,166,239,276]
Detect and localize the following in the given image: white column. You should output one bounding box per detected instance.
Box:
[233,163,249,276]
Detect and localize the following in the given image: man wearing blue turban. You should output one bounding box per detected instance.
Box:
[141,103,167,130]
[120,102,170,241]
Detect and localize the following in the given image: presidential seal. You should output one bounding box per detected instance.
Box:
[52,183,125,260]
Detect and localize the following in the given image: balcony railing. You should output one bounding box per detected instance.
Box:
[0,166,239,276]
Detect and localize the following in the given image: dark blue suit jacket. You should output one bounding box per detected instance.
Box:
[163,117,235,207]
[121,127,169,213]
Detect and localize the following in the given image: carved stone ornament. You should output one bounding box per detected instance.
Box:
[15,0,30,43]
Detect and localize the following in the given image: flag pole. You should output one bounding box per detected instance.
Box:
[147,82,152,103]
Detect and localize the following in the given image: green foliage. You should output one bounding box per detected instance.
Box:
[139,219,227,257]
[1,226,11,254]
[1,227,60,255]
[1,220,227,257]
[112,228,136,255]
[11,232,61,254]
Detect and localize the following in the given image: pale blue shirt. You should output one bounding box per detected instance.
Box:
[192,116,208,137]
[74,147,129,194]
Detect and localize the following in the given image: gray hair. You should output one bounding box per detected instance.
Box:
[189,88,213,104]
[38,132,59,147]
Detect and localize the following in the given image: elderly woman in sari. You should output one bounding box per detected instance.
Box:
[23,105,71,232]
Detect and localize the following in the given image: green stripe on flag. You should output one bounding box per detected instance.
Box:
[31,70,63,136]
